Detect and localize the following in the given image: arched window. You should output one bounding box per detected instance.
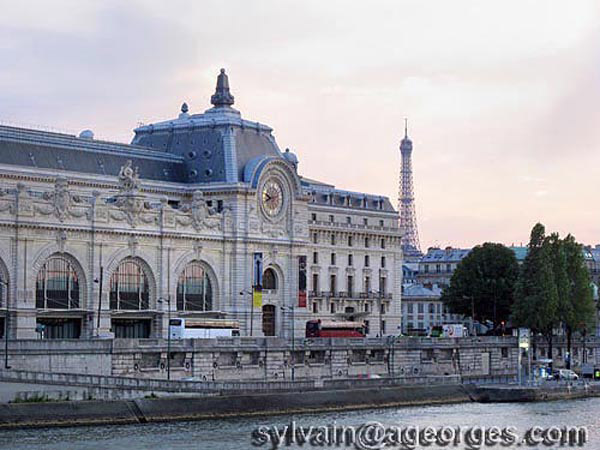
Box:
[176,262,212,311]
[109,260,149,310]
[263,268,277,290]
[36,257,80,309]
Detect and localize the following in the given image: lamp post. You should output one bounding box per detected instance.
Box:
[370,290,384,339]
[240,290,254,336]
[0,280,10,370]
[281,305,295,381]
[158,296,171,381]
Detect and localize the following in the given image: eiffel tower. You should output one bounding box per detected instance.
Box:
[398,119,423,261]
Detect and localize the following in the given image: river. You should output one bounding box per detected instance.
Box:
[0,397,597,449]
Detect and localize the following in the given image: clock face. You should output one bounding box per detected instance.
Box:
[261,178,284,218]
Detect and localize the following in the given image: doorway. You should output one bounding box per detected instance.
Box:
[262,304,276,336]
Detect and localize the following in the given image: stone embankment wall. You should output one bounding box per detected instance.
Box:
[0,336,528,381]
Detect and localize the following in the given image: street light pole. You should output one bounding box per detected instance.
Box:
[0,280,10,370]
[281,305,295,381]
[240,290,254,336]
[167,295,171,381]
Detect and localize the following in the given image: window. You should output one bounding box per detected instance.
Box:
[407,303,413,313]
[311,213,317,221]
[364,303,369,312]
[262,268,277,290]
[330,253,336,265]
[424,265,429,273]
[381,320,386,334]
[330,302,335,313]
[346,216,351,224]
[348,254,353,266]
[380,303,385,314]
[330,274,337,295]
[312,273,319,292]
[36,256,80,309]
[379,219,384,227]
[329,215,334,223]
[436,264,441,273]
[312,233,318,244]
[363,218,368,226]
[428,303,435,314]
[331,234,336,245]
[110,260,149,311]
[446,264,451,273]
[379,277,386,295]
[347,276,354,297]
[176,262,213,311]
[418,303,424,314]
[381,256,386,268]
[364,320,370,334]
[381,238,385,249]
[313,302,318,314]
[364,255,370,267]
[313,252,319,264]
[365,237,370,248]
[365,276,371,293]
[348,236,353,247]
[501,347,508,358]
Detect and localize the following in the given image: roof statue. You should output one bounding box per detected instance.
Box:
[118,160,140,193]
[210,68,235,107]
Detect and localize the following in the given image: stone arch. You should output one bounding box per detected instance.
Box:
[171,251,220,310]
[30,249,88,309]
[0,254,9,307]
[262,262,284,291]
[103,251,157,310]
[245,156,302,198]
[262,267,278,290]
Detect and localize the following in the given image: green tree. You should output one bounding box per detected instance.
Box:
[562,235,595,368]
[441,242,519,330]
[512,223,559,365]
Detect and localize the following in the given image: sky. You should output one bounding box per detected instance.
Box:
[1,0,599,249]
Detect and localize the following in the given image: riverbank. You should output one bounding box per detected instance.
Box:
[2,382,600,430]
[0,384,470,429]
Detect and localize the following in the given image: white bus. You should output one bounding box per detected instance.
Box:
[169,318,240,339]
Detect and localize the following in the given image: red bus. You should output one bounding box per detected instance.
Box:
[305,320,366,338]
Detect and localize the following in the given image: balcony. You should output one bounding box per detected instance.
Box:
[308,219,399,234]
[309,291,392,301]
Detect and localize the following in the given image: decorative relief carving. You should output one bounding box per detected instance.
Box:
[111,161,153,227]
[35,177,86,222]
[178,190,221,231]
[128,235,139,257]
[56,229,67,253]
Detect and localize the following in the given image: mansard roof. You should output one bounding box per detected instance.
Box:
[0,124,186,182]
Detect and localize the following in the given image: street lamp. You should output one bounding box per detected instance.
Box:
[0,279,10,370]
[158,296,171,381]
[281,305,295,381]
[240,290,254,336]
[369,290,384,338]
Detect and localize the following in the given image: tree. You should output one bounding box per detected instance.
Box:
[441,243,519,330]
[562,235,595,368]
[512,223,559,366]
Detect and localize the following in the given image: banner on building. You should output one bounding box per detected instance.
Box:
[298,255,307,308]
[253,252,263,308]
[253,252,263,289]
[252,288,263,308]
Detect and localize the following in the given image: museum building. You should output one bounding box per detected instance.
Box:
[0,69,403,339]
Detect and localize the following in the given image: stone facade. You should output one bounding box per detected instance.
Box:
[0,70,402,340]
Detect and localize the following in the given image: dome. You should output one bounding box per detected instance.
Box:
[78,129,94,140]
[283,148,298,165]
[283,148,299,171]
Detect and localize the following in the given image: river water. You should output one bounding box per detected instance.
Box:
[0,397,597,449]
